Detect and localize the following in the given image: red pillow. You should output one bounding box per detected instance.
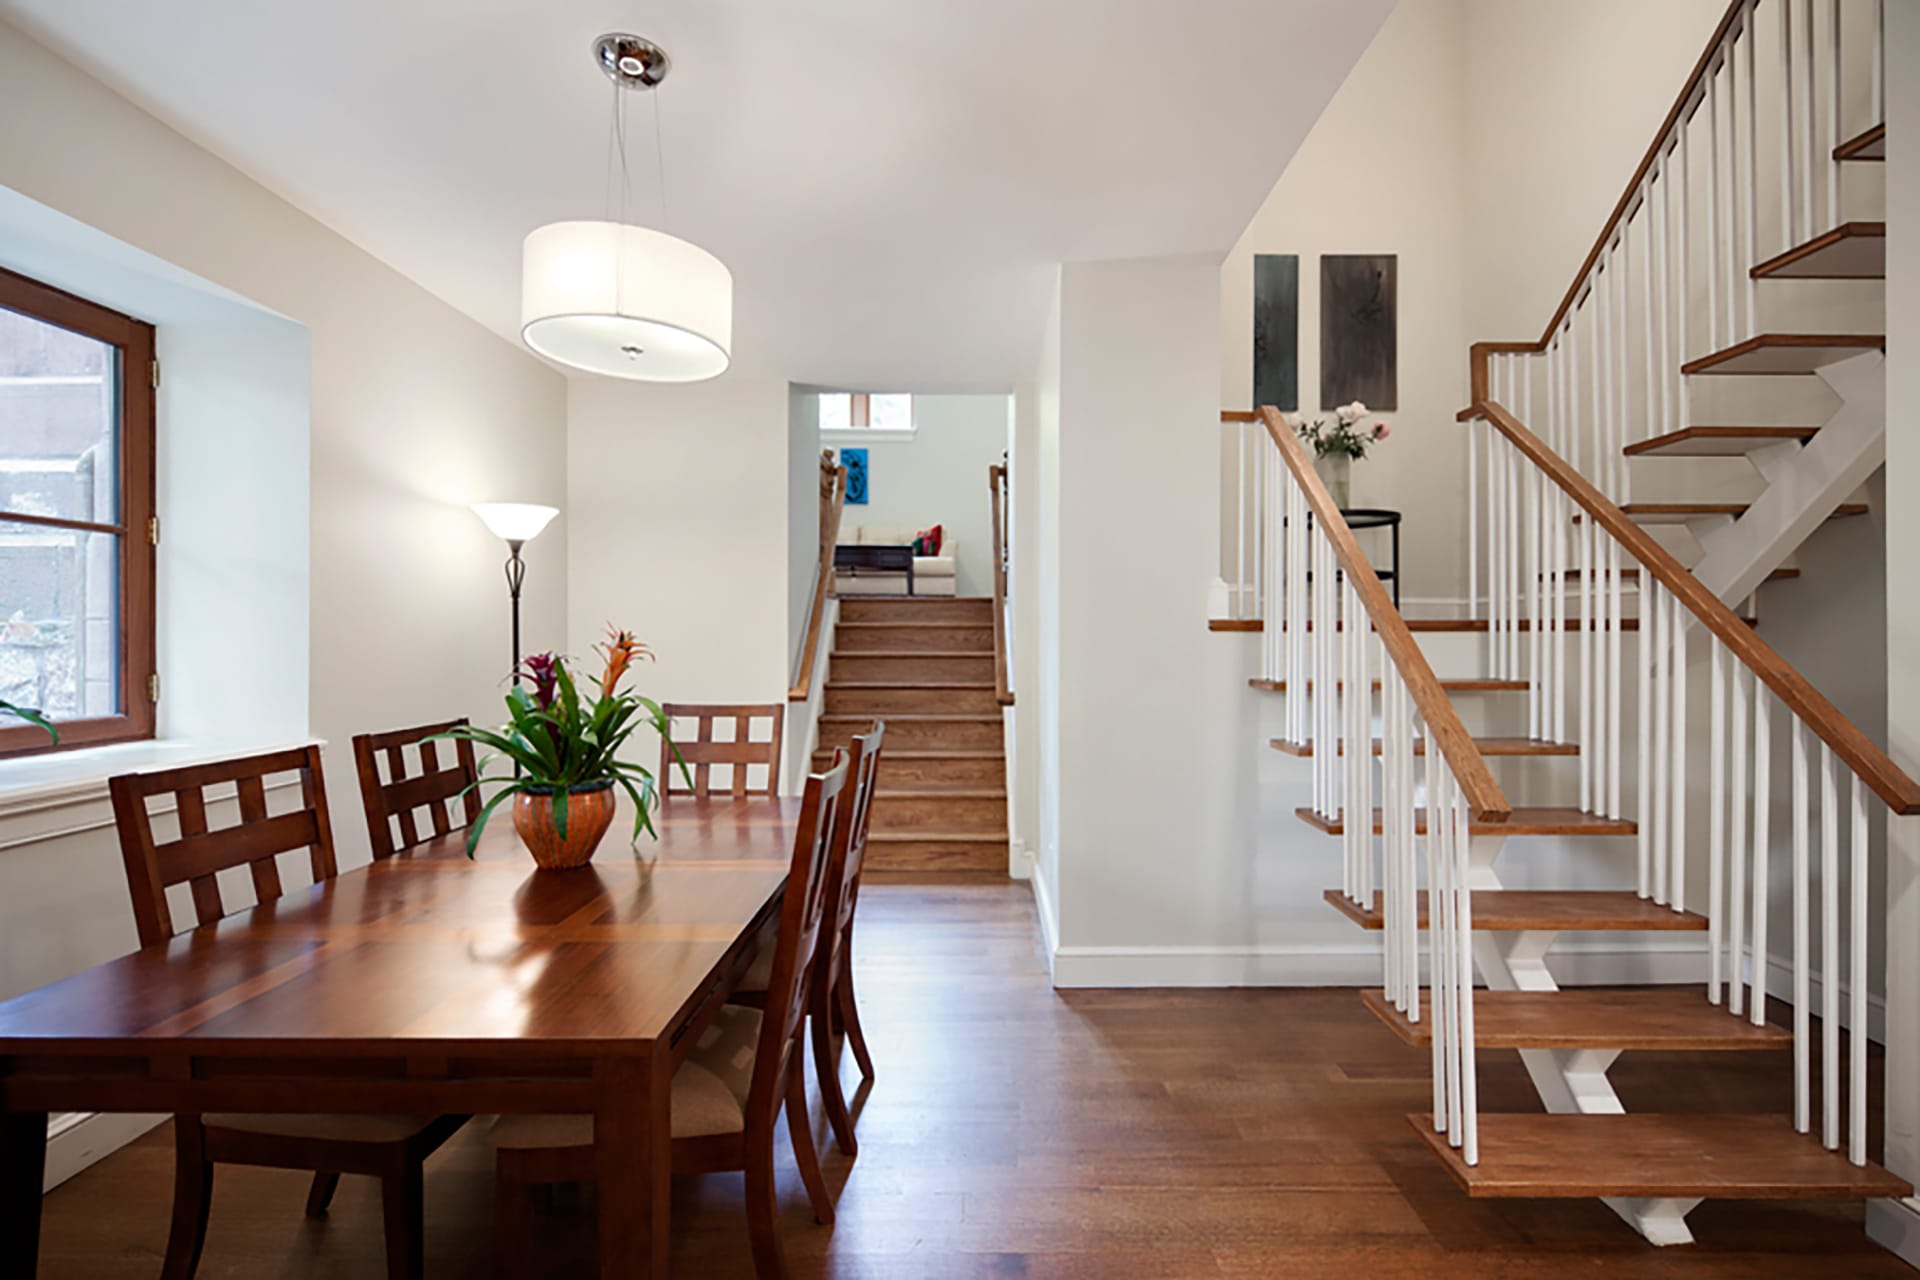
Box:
[914,524,943,556]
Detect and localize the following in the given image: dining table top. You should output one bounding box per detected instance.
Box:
[0,794,801,1061]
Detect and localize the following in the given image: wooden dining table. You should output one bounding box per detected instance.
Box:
[0,793,801,1279]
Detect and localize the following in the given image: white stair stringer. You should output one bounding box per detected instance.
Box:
[1464,833,1705,1246]
[1689,351,1885,605]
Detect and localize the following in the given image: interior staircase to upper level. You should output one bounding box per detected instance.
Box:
[815,596,1009,871]
[1214,0,1914,1247]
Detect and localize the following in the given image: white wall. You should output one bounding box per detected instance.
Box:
[1869,0,1920,1261]
[1030,275,1063,955]
[787,385,822,684]
[829,394,1011,598]
[1220,0,1470,608]
[567,375,791,716]
[0,21,567,1183]
[1050,255,1266,980]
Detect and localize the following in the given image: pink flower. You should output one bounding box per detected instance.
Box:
[1372,422,1391,441]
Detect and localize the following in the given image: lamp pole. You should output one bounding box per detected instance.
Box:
[503,539,528,681]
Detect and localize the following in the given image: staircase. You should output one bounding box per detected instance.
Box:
[1222,0,1917,1250]
[816,596,1009,871]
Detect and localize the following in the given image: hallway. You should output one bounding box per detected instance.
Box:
[39,875,1903,1277]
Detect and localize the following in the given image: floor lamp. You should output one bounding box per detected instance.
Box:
[471,503,560,680]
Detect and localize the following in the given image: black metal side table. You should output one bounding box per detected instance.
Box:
[1340,508,1403,607]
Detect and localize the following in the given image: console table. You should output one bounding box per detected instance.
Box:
[835,543,916,595]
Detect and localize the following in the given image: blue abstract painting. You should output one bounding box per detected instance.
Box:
[842,447,869,505]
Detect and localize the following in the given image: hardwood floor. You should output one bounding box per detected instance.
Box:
[39,875,1905,1277]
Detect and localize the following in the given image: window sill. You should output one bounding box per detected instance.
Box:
[822,427,917,444]
[0,737,325,822]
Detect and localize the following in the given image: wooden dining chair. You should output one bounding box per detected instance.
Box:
[108,745,466,1280]
[731,720,885,1157]
[660,701,785,799]
[488,753,851,1279]
[352,719,482,858]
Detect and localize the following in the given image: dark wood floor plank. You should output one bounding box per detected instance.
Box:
[35,878,1911,1277]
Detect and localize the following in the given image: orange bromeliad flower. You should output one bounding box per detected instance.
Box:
[596,626,652,693]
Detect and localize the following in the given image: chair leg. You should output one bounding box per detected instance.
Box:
[379,1162,425,1280]
[784,1061,836,1226]
[811,977,858,1157]
[305,1171,341,1218]
[837,960,875,1083]
[493,1165,532,1280]
[744,1121,789,1280]
[160,1120,214,1280]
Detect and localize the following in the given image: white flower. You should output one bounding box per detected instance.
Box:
[1334,400,1369,426]
[1282,411,1305,430]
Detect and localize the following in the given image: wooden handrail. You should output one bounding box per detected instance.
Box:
[1467,391,1920,816]
[1258,407,1510,822]
[989,460,1013,707]
[789,451,848,701]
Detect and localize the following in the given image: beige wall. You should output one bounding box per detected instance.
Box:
[0,18,567,991]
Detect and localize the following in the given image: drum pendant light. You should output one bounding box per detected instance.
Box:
[521,34,732,382]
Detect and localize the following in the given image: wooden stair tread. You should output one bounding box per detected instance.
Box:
[867,831,1006,843]
[1250,677,1529,693]
[1272,737,1577,758]
[1679,333,1884,376]
[1750,221,1885,280]
[830,650,989,658]
[835,621,993,629]
[1413,1113,1911,1200]
[869,750,1005,759]
[827,681,996,689]
[1834,122,1885,162]
[1296,806,1634,837]
[1545,565,1798,583]
[1623,425,1818,457]
[1325,888,1707,932]
[875,788,1006,798]
[821,713,998,722]
[1216,618,1644,634]
[1361,988,1791,1051]
[1577,501,1867,522]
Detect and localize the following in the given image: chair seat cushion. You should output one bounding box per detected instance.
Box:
[487,1007,764,1150]
[204,1113,440,1144]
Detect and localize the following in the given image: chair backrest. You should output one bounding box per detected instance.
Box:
[823,720,885,946]
[351,719,482,859]
[748,752,849,1108]
[660,702,785,799]
[109,744,338,947]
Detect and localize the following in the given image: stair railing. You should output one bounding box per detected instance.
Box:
[989,459,1013,707]
[1461,0,1883,523]
[1257,405,1507,1166]
[789,450,847,700]
[1464,375,1920,1169]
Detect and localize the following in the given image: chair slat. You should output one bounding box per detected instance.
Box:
[350,720,481,858]
[235,776,283,905]
[386,745,420,849]
[662,702,785,800]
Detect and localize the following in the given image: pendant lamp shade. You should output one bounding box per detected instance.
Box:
[521,220,732,382]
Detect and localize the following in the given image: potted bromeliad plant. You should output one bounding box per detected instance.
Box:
[1287,401,1390,508]
[441,628,683,871]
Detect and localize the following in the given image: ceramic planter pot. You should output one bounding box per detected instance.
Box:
[512,781,617,871]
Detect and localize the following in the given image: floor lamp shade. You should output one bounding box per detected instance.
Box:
[472,503,560,544]
[521,220,732,382]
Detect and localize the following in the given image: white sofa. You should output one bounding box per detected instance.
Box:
[835,523,958,596]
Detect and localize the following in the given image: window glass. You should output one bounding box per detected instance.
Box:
[869,393,913,430]
[0,519,119,723]
[0,307,119,524]
[818,392,852,432]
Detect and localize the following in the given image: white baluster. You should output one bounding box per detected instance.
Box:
[1729,662,1750,1013]
[1850,773,1868,1164]
[1580,513,1595,813]
[1608,541,1624,818]
[1820,742,1839,1150]
[1709,640,1727,1004]
[1792,717,1811,1133]
[1670,590,1688,910]
[1742,0,1760,339]
[1873,0,1885,129]
[1780,0,1797,249]
[1707,58,1724,354]
[1637,577,1656,897]
[1455,787,1478,1167]
[1751,688,1773,1025]
[1650,580,1670,901]
[1799,0,1816,244]
[1654,165,1674,439]
[1468,416,1479,621]
[1825,0,1841,232]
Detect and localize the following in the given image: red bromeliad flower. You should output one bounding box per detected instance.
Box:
[596,627,653,694]
[518,652,559,709]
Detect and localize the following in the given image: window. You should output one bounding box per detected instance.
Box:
[819,392,914,434]
[0,266,155,757]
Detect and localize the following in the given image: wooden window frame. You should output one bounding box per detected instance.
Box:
[845,393,912,430]
[0,265,156,758]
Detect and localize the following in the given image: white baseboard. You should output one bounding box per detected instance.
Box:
[1868,1197,1920,1267]
[1007,837,1031,881]
[1048,939,1710,990]
[43,1111,166,1191]
[1763,953,1888,1044]
[1027,858,1058,982]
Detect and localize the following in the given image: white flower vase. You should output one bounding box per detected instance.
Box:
[1316,453,1352,509]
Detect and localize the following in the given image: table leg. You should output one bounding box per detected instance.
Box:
[597,1053,671,1279]
[1,1110,47,1277]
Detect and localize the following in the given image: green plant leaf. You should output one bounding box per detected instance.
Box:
[464,782,525,857]
[551,784,568,839]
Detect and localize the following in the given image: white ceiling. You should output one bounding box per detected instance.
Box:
[0,1,1391,391]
